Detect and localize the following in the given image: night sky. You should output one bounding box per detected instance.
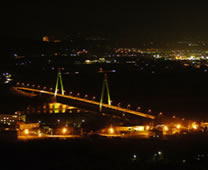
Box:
[1,1,208,41]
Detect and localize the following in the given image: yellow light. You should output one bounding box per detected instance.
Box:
[62,128,67,134]
[176,124,181,129]
[163,126,169,131]
[135,126,144,131]
[38,133,42,137]
[24,129,29,135]
[43,36,49,42]
[192,124,198,130]
[108,128,114,134]
[146,126,150,130]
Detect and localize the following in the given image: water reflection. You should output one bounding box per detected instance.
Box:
[24,103,77,114]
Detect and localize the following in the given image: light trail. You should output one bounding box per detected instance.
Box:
[15,87,155,119]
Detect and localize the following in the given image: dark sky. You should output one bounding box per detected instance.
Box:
[1,1,208,41]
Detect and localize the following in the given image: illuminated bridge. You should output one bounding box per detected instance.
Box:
[14,69,155,120]
[14,86,155,119]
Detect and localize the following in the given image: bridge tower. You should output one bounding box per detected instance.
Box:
[99,68,112,112]
[54,69,64,97]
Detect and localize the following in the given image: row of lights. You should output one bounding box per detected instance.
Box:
[17,82,153,112]
[23,127,69,136]
[18,82,175,117]
[16,82,97,100]
[161,122,199,132]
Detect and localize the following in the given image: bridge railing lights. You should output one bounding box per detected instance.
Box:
[136,106,141,111]
[92,96,96,100]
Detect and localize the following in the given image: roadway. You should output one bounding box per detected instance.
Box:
[15,87,155,119]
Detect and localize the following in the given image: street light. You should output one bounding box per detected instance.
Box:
[24,129,29,135]
[127,104,131,109]
[145,125,150,130]
[163,126,169,131]
[108,128,114,134]
[176,124,181,129]
[92,96,96,100]
[136,106,141,111]
[192,122,198,130]
[62,128,67,134]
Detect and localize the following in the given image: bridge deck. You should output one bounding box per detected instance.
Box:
[15,87,155,119]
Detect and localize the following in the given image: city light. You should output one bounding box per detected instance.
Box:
[24,129,29,135]
[135,126,144,131]
[176,124,181,129]
[192,123,198,130]
[163,126,169,131]
[108,128,114,134]
[145,126,150,130]
[62,128,67,134]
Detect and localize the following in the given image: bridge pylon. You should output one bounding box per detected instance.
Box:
[54,69,64,97]
[99,69,111,112]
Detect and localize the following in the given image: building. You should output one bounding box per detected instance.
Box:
[0,114,20,127]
